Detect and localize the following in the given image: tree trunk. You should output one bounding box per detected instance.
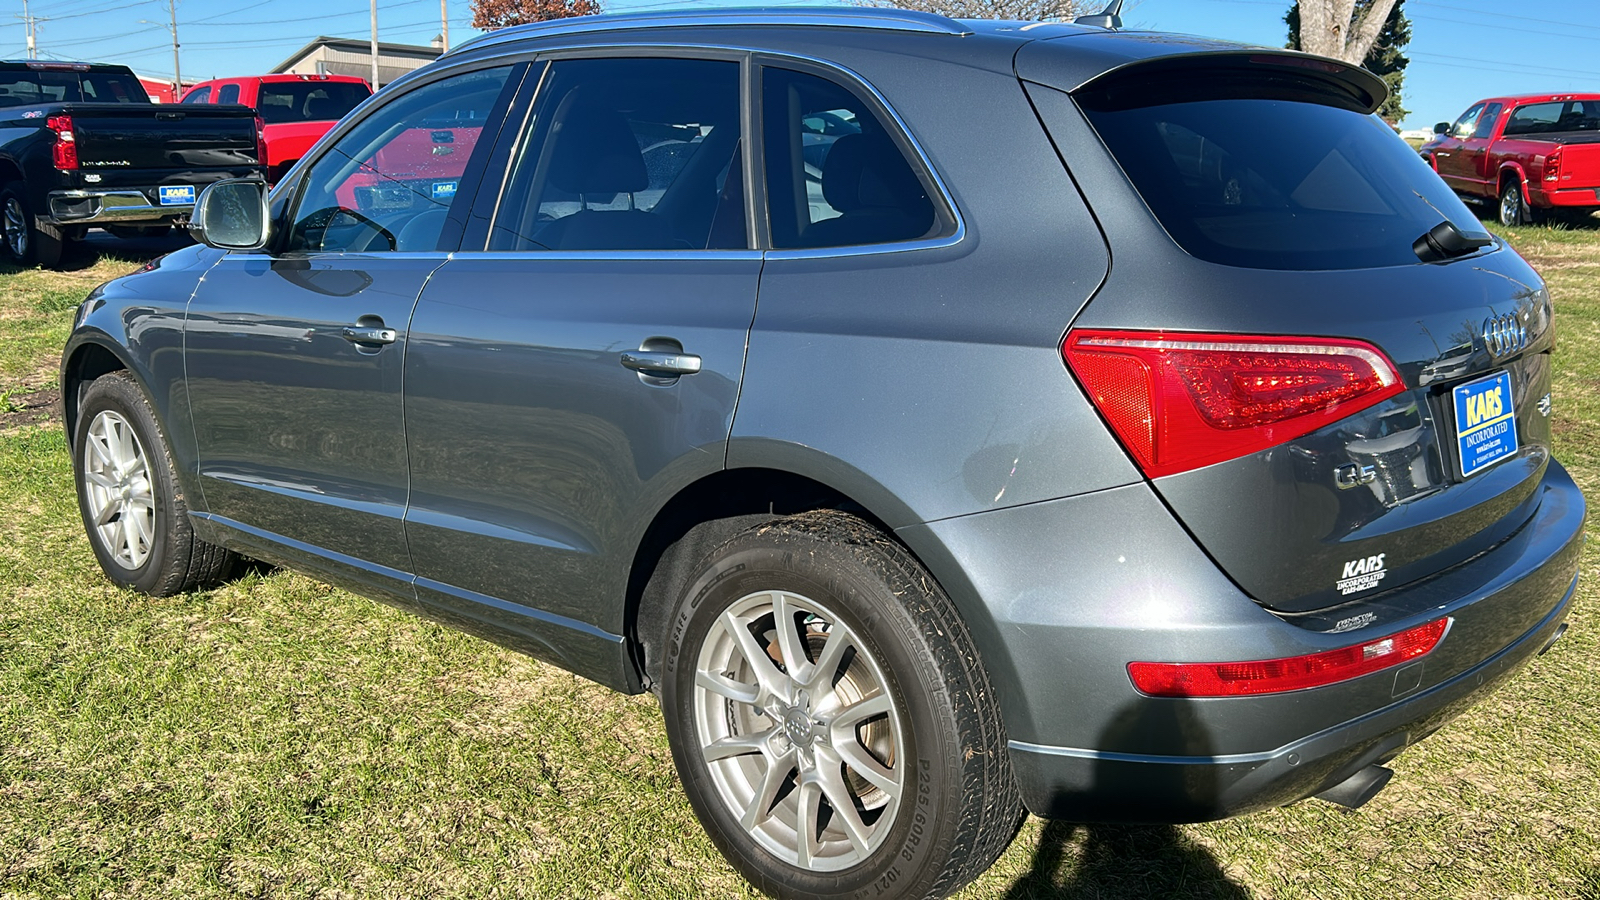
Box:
[1295,0,1399,65]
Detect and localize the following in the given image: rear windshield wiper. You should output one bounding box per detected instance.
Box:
[1413,220,1493,263]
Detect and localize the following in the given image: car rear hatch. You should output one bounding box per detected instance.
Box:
[1020,41,1557,614]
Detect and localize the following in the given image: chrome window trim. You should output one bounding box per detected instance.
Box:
[449,9,972,56]
[461,250,765,262]
[454,42,967,260]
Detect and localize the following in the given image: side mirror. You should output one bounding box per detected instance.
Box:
[190,179,270,250]
[1433,122,1451,135]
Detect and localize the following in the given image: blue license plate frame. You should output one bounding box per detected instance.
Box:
[1452,370,1517,478]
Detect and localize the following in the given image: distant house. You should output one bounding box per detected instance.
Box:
[271,35,443,89]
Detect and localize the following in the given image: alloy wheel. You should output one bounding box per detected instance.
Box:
[1501,187,1521,227]
[693,589,906,872]
[81,410,156,569]
[3,196,27,259]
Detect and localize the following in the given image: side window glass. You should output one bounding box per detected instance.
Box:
[761,67,938,249]
[488,57,744,252]
[1450,103,1483,139]
[1471,103,1501,140]
[287,66,512,254]
[217,83,241,105]
[182,86,211,104]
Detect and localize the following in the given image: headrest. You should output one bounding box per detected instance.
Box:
[304,96,342,120]
[820,133,927,214]
[548,100,648,196]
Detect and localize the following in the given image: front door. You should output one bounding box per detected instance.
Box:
[400,55,759,682]
[184,64,519,597]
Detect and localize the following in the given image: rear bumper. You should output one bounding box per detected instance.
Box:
[1009,575,1575,822]
[1529,185,1600,209]
[901,458,1584,823]
[44,189,190,225]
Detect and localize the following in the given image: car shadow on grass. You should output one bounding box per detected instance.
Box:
[52,227,195,272]
[1000,821,1252,900]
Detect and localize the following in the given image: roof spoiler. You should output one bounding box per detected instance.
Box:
[1075,50,1389,116]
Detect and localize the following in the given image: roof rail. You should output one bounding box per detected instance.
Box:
[448,7,973,55]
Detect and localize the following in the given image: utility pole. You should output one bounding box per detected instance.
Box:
[168,0,181,94]
[440,0,449,52]
[18,0,42,59]
[370,0,380,90]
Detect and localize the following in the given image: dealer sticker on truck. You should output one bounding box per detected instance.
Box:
[1453,370,1517,478]
[158,185,195,206]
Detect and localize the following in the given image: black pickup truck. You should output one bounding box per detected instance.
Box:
[0,60,261,267]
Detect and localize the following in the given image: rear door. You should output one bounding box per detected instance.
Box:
[184,62,520,598]
[401,54,759,677]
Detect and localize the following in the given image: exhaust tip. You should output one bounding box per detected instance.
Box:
[1314,764,1394,810]
[1538,622,1569,656]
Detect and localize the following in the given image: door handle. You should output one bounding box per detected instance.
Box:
[620,349,701,375]
[342,324,398,345]
[1435,151,1451,157]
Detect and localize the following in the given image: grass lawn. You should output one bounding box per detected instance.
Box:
[1,227,1598,899]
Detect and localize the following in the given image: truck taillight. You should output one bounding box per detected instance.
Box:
[1062,330,1405,478]
[1544,150,1562,183]
[254,115,269,167]
[47,114,77,171]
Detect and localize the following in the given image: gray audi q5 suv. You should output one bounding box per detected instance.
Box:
[62,9,1585,899]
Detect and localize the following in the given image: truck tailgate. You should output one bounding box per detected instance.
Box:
[63,103,257,170]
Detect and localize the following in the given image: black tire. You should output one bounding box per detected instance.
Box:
[660,510,1019,900]
[1,180,63,268]
[72,371,237,596]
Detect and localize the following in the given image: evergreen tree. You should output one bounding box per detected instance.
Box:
[1287,0,1411,124]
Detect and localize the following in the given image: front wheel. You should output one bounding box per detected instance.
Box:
[660,511,1019,900]
[73,371,237,595]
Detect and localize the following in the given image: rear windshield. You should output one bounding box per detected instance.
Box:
[1504,100,1600,137]
[258,82,370,124]
[1081,93,1488,270]
[0,69,148,107]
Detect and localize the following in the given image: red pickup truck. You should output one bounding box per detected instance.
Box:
[1421,93,1600,227]
[181,74,370,183]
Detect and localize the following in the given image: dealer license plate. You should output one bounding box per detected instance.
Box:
[1452,371,1517,478]
[158,185,195,206]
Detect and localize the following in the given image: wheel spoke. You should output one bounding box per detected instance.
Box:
[832,738,901,799]
[770,591,811,679]
[86,432,115,467]
[84,470,118,490]
[695,668,759,705]
[119,511,140,563]
[806,627,851,692]
[721,609,790,700]
[815,751,874,857]
[130,504,154,546]
[93,499,119,527]
[830,691,892,730]
[740,752,795,831]
[122,455,147,480]
[793,779,821,870]
[703,730,771,763]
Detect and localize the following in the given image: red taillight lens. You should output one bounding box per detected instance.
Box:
[47,114,77,170]
[1544,150,1562,183]
[1062,330,1405,478]
[254,115,269,167]
[1128,617,1450,697]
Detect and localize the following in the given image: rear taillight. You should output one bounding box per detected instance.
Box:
[1544,150,1562,183]
[47,115,77,170]
[1128,617,1450,697]
[254,115,269,167]
[1062,330,1405,478]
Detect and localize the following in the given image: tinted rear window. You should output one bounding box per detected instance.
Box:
[258,82,369,124]
[1505,100,1600,136]
[1081,94,1487,270]
[0,69,148,107]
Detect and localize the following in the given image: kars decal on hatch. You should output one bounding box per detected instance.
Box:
[1337,554,1386,596]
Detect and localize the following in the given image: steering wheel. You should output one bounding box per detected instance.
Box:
[301,205,397,253]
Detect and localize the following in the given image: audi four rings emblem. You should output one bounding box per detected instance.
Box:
[1481,312,1528,359]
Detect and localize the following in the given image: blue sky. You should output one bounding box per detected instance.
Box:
[3,0,1596,129]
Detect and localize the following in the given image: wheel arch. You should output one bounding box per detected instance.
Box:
[1499,163,1532,203]
[623,464,1006,697]
[0,156,22,188]
[61,337,133,440]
